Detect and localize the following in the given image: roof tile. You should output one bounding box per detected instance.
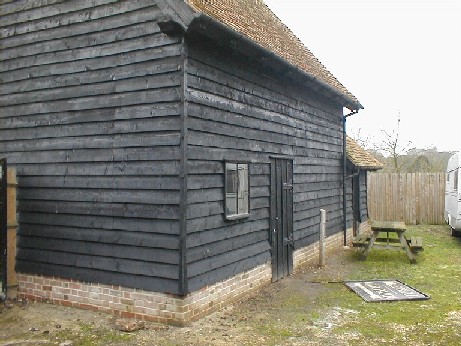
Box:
[346,136,383,170]
[186,0,360,108]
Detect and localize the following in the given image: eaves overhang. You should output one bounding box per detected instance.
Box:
[156,0,363,111]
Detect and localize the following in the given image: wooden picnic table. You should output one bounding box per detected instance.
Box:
[360,221,417,263]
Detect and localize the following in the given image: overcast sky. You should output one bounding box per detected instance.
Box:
[264,0,461,153]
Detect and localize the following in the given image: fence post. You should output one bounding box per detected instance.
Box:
[7,168,18,299]
[319,209,326,267]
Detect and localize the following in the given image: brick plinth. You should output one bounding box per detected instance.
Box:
[18,225,364,324]
[18,263,272,326]
[293,224,362,269]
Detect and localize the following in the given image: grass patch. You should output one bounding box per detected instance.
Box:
[333,225,461,344]
[55,322,134,346]
[252,225,461,345]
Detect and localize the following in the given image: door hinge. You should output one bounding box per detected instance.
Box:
[283,235,294,248]
[283,183,293,190]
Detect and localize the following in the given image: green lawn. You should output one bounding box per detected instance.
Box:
[223,225,461,346]
[330,225,461,345]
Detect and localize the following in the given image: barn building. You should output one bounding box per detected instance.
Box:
[0,0,381,324]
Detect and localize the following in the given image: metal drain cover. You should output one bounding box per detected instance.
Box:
[344,279,430,302]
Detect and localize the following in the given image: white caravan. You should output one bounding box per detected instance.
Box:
[445,152,461,236]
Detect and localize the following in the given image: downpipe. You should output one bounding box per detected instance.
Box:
[343,110,359,246]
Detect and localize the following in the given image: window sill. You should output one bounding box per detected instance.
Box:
[225,213,250,221]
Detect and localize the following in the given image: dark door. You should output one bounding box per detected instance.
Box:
[0,158,7,297]
[352,173,361,236]
[270,158,294,282]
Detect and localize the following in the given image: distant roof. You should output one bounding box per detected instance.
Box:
[185,0,362,110]
[346,136,383,170]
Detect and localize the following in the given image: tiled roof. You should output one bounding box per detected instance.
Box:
[185,0,361,109]
[346,136,383,170]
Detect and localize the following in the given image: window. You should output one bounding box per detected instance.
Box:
[454,169,459,191]
[225,162,249,220]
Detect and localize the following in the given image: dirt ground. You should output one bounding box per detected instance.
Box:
[1,248,365,346]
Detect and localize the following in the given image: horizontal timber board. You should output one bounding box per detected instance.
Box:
[187,241,270,278]
[187,188,222,204]
[188,101,308,140]
[187,197,268,220]
[186,208,269,234]
[1,0,123,28]
[1,73,181,106]
[188,175,222,190]
[0,88,180,117]
[187,45,341,116]
[294,174,342,186]
[294,164,341,175]
[0,103,181,129]
[16,260,179,294]
[19,235,179,264]
[19,176,180,191]
[293,186,342,203]
[1,55,181,96]
[1,15,163,61]
[187,89,342,137]
[187,146,273,164]
[18,200,180,219]
[294,212,343,231]
[2,32,180,73]
[1,116,181,141]
[187,229,268,263]
[7,146,180,165]
[3,133,181,152]
[187,116,307,148]
[19,224,179,250]
[294,196,342,213]
[1,2,159,47]
[187,130,295,156]
[0,44,182,84]
[19,213,180,235]
[16,248,179,279]
[187,78,342,137]
[187,252,270,292]
[18,187,180,205]
[187,219,269,248]
[0,0,65,17]
[14,161,180,176]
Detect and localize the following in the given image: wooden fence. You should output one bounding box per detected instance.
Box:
[367,172,446,225]
[0,168,18,299]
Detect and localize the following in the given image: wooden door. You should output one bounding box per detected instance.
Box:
[270,158,294,282]
[0,158,7,297]
[352,173,361,236]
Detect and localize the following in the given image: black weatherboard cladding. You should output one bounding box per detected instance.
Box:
[0,0,355,296]
[184,33,346,292]
[0,0,184,294]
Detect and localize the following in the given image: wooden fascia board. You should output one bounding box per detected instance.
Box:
[156,0,363,111]
[347,158,383,171]
[156,0,198,31]
[186,13,362,111]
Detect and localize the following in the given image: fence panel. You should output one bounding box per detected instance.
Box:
[368,172,446,225]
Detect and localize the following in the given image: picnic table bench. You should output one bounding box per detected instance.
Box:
[352,221,423,263]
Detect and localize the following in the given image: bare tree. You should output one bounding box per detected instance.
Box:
[377,114,412,172]
[349,128,372,149]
